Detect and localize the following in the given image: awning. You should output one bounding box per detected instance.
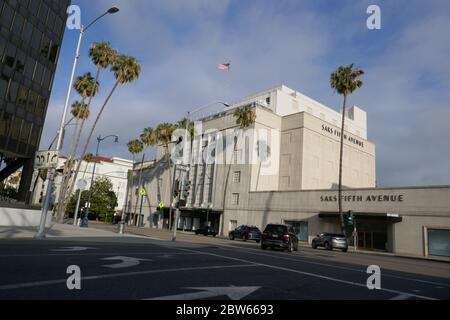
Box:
[319,211,402,223]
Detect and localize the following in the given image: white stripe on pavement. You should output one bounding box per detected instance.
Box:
[0,264,256,290]
[174,247,439,300]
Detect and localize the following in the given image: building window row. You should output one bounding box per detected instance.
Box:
[0,76,48,117]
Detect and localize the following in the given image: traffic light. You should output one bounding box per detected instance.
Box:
[181,179,191,200]
[173,179,180,198]
[346,211,354,226]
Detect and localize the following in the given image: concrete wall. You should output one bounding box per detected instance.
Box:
[0,207,51,227]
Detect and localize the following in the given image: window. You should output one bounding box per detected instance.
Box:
[11,117,22,140]
[38,2,49,22]
[6,80,18,103]
[34,62,44,84]
[46,9,56,30]
[231,193,239,205]
[12,12,24,35]
[0,74,9,99]
[233,171,241,183]
[428,229,450,257]
[0,3,14,29]
[15,49,25,73]
[24,56,36,79]
[27,90,38,113]
[3,42,16,68]
[40,35,50,58]
[31,28,42,50]
[20,121,31,143]
[16,86,28,107]
[49,42,59,63]
[0,112,13,137]
[53,15,63,34]
[266,97,271,105]
[29,125,41,147]
[0,36,6,58]
[22,21,33,43]
[233,149,242,164]
[35,95,46,116]
[28,0,40,14]
[42,67,52,90]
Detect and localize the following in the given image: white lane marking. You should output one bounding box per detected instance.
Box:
[391,294,411,300]
[0,252,198,258]
[211,245,450,288]
[145,286,260,300]
[174,247,439,301]
[51,247,98,252]
[101,256,152,269]
[0,264,256,290]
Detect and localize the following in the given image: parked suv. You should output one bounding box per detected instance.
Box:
[312,233,348,252]
[261,224,299,252]
[195,226,217,237]
[229,225,261,243]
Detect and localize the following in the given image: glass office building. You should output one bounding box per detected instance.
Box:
[0,0,69,202]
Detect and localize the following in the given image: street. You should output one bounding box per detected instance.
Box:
[0,225,449,300]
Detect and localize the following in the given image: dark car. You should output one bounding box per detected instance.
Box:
[261,224,299,252]
[312,233,348,252]
[195,226,217,237]
[229,225,261,243]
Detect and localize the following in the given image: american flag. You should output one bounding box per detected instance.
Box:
[217,62,231,70]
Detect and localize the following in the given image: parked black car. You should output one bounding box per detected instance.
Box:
[312,233,348,252]
[261,224,299,252]
[195,226,217,237]
[229,225,261,242]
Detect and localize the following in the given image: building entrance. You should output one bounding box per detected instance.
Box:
[355,221,387,251]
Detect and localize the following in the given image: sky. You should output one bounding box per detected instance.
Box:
[40,0,450,187]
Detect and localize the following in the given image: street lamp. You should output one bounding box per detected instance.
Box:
[36,7,120,239]
[80,134,119,228]
[172,101,231,242]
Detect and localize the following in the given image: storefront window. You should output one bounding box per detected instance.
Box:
[428,229,450,257]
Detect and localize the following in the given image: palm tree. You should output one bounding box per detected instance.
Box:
[220,106,256,234]
[154,123,177,229]
[126,139,144,224]
[57,43,118,221]
[330,64,364,238]
[55,72,98,222]
[66,53,141,218]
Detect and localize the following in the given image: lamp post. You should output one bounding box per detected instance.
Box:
[35,7,120,239]
[171,101,231,242]
[80,134,118,227]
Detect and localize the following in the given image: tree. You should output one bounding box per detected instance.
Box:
[55,72,99,222]
[126,139,144,222]
[221,106,256,234]
[66,52,141,219]
[330,64,364,238]
[154,123,177,228]
[66,176,117,221]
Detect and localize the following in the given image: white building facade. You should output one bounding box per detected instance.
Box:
[127,85,450,259]
[32,156,132,211]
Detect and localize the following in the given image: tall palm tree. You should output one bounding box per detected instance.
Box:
[55,72,98,222]
[330,64,364,238]
[58,43,118,221]
[221,106,256,234]
[154,123,177,229]
[67,53,141,217]
[126,139,144,224]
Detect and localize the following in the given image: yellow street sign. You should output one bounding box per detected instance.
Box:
[139,188,146,196]
[158,201,164,209]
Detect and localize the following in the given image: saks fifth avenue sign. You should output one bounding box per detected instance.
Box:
[320,194,404,202]
[322,124,365,148]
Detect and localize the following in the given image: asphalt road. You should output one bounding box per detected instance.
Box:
[0,234,449,300]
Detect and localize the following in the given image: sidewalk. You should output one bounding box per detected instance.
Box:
[0,223,127,239]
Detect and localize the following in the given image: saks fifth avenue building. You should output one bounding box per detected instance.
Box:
[127,85,450,259]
